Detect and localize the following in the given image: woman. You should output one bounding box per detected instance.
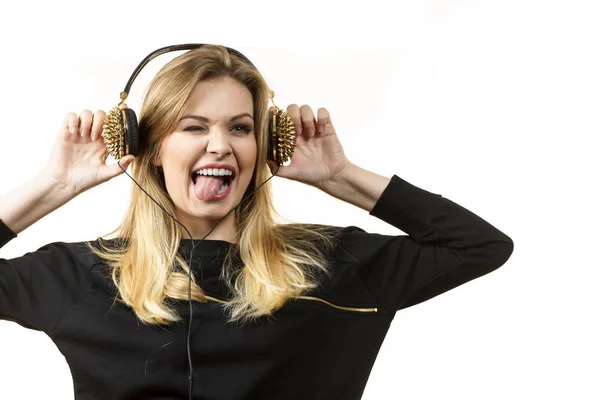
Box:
[0,45,514,399]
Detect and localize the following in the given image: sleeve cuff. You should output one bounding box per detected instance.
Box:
[0,219,17,248]
[368,174,444,234]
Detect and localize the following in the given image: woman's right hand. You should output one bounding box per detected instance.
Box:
[44,109,136,196]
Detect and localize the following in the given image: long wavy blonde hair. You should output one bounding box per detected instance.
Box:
[86,45,340,325]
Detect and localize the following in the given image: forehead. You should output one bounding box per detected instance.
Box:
[184,77,253,117]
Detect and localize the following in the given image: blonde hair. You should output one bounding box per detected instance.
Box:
[86,45,340,325]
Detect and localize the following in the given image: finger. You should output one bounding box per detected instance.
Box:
[316,107,331,133]
[79,109,94,137]
[64,112,79,135]
[91,110,106,141]
[286,104,302,136]
[300,105,317,137]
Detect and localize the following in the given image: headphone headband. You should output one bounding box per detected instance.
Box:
[122,44,256,97]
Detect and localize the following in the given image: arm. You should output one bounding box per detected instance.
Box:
[272,104,513,311]
[0,108,131,329]
[0,177,93,332]
[329,171,514,312]
[316,162,390,213]
[0,172,76,238]
[0,175,91,332]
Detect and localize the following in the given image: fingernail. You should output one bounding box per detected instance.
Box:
[318,124,324,132]
[80,127,87,136]
[70,126,76,134]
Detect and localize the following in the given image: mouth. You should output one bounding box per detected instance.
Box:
[190,168,236,201]
[191,172,235,186]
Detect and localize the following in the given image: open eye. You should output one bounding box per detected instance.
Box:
[231,124,252,134]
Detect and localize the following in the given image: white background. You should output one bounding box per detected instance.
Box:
[0,0,598,399]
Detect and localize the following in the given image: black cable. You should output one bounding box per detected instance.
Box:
[117,160,281,399]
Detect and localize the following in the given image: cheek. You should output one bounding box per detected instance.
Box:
[159,142,197,190]
[236,138,258,167]
[162,137,196,166]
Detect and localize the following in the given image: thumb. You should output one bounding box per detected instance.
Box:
[267,160,295,181]
[99,155,136,182]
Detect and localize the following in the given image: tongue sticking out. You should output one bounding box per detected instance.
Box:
[193,176,227,201]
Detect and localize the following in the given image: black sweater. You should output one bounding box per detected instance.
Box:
[0,175,513,399]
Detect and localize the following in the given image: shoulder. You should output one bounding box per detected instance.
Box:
[277,222,377,262]
[27,237,127,271]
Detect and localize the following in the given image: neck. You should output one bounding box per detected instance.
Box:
[176,210,238,243]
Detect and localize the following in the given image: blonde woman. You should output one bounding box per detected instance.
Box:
[0,45,514,399]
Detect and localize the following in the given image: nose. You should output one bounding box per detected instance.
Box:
[205,127,233,158]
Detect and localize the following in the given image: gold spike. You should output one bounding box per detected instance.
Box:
[101,106,125,159]
[268,90,296,165]
[276,109,296,164]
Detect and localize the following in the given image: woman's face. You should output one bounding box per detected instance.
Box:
[155,77,257,231]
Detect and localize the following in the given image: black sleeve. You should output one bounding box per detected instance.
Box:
[0,219,16,248]
[336,175,514,313]
[0,219,93,332]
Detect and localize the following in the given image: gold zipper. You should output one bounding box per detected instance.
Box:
[204,294,379,313]
[292,295,379,313]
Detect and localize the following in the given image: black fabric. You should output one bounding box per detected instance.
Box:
[0,175,513,399]
[0,219,16,248]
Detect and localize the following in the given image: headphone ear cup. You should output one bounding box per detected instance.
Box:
[102,106,127,159]
[267,108,278,164]
[267,108,296,166]
[122,108,139,156]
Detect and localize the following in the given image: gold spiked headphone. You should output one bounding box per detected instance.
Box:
[101,44,296,166]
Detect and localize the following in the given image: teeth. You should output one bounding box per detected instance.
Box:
[194,168,233,177]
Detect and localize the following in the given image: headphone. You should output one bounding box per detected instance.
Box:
[99,44,295,399]
[101,43,297,166]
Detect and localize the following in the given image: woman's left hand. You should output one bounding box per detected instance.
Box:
[267,104,351,189]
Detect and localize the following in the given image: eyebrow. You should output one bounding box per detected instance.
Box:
[179,113,254,122]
